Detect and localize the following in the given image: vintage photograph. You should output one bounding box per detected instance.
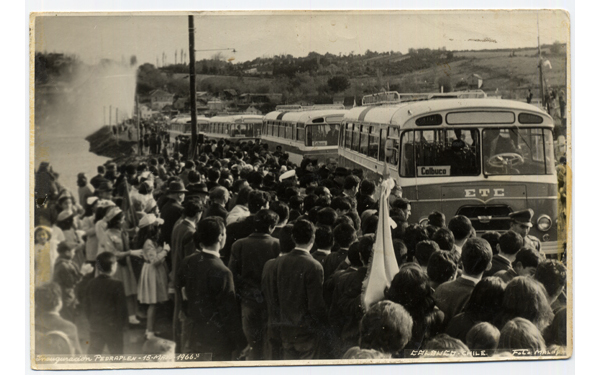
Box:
[30,10,571,370]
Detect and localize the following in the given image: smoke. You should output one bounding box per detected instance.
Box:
[35,58,138,138]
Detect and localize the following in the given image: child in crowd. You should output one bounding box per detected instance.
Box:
[34,226,53,287]
[53,241,93,322]
[135,214,170,339]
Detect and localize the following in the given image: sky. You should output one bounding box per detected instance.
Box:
[33,10,570,66]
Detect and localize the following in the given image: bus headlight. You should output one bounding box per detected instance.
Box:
[419,217,429,227]
[537,215,552,232]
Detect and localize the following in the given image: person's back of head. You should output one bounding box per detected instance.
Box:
[431,227,455,251]
[427,251,458,286]
[428,211,446,228]
[231,179,248,194]
[543,307,567,347]
[288,195,304,211]
[292,219,315,247]
[498,230,524,255]
[357,235,374,266]
[343,175,361,191]
[481,231,501,255]
[422,334,470,355]
[347,241,363,267]
[461,238,493,276]
[359,179,376,196]
[194,217,225,249]
[502,277,554,331]
[254,209,279,234]
[97,165,106,174]
[359,300,413,356]
[317,207,338,227]
[315,226,334,250]
[342,347,389,359]
[498,317,546,352]
[333,222,357,249]
[402,224,429,261]
[187,170,200,184]
[207,168,220,182]
[331,196,352,213]
[35,282,62,314]
[466,322,500,352]
[362,214,378,235]
[235,186,253,206]
[535,260,567,300]
[185,160,196,170]
[270,201,290,225]
[248,190,270,214]
[303,194,319,213]
[96,251,117,275]
[393,239,408,267]
[448,215,473,242]
[463,276,506,322]
[209,186,229,203]
[279,224,296,254]
[385,263,434,317]
[183,200,203,218]
[415,240,440,267]
[315,196,331,208]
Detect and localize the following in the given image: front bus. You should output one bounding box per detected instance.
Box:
[339,96,560,258]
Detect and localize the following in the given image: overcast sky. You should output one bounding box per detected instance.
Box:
[34,10,569,65]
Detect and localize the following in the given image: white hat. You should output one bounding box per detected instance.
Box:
[97,199,116,208]
[139,214,164,228]
[279,170,296,182]
[87,196,99,206]
[104,206,123,222]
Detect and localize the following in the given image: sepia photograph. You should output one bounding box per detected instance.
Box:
[29,8,571,370]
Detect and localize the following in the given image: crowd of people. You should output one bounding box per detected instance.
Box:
[33,137,568,361]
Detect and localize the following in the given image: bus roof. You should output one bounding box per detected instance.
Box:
[344,98,554,127]
[281,109,348,124]
[230,115,264,123]
[264,111,283,121]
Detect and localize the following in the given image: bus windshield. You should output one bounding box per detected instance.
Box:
[306,124,340,146]
[400,128,480,177]
[483,128,555,175]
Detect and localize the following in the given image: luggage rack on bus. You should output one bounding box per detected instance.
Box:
[275,104,346,112]
[361,90,487,106]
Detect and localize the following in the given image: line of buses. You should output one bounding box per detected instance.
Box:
[167,90,561,256]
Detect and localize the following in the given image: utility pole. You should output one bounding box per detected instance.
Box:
[116,108,119,145]
[537,13,545,109]
[109,105,112,126]
[188,15,198,159]
[137,96,142,155]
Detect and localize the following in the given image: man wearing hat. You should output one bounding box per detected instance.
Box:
[509,209,542,253]
[159,181,187,249]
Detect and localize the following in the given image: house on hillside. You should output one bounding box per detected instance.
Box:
[196,91,209,101]
[468,74,484,89]
[150,89,174,110]
[221,89,238,101]
[139,104,154,120]
[173,97,190,112]
[208,99,226,112]
[244,105,262,115]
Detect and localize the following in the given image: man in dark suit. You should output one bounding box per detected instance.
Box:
[202,186,230,221]
[35,282,82,354]
[228,209,280,360]
[84,252,128,355]
[170,200,203,352]
[176,217,247,360]
[434,238,493,326]
[159,181,187,248]
[483,230,523,277]
[274,220,328,360]
[222,190,270,265]
[322,223,357,283]
[90,165,107,190]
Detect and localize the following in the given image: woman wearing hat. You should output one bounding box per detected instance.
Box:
[80,197,100,264]
[100,206,144,325]
[133,214,169,339]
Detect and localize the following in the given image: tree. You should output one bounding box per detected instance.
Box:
[327,75,351,94]
[437,76,453,93]
[550,41,562,55]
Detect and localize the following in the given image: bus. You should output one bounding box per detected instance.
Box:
[261,105,347,165]
[168,115,210,139]
[203,115,263,142]
[338,92,559,256]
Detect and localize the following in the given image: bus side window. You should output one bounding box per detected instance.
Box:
[379,128,386,162]
[345,123,353,149]
[400,131,415,177]
[368,125,379,159]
